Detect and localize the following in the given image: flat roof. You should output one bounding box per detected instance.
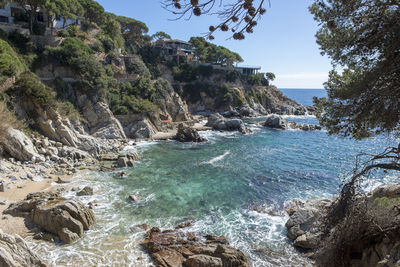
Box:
[234,65,261,69]
[162,39,192,46]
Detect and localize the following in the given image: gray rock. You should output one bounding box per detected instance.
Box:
[263,114,288,129]
[56,177,71,184]
[206,114,251,134]
[0,229,46,266]
[0,181,9,192]
[0,129,45,162]
[129,119,156,139]
[76,186,93,196]
[5,191,95,244]
[129,194,141,203]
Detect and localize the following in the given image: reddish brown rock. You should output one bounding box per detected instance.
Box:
[141,226,251,267]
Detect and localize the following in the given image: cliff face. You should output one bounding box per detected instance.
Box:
[286,183,400,267]
[168,66,311,116]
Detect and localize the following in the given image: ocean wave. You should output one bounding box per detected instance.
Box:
[201,151,230,165]
[199,130,239,141]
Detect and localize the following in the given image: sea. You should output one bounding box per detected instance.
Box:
[30,89,398,266]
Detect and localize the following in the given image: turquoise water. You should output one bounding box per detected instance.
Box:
[31,89,398,266]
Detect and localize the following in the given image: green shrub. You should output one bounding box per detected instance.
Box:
[173,63,198,82]
[154,78,173,100]
[101,36,115,52]
[45,37,93,66]
[0,101,23,136]
[7,30,36,54]
[91,40,104,52]
[78,32,89,41]
[247,73,269,86]
[57,101,80,122]
[7,72,55,107]
[226,70,240,82]
[217,84,243,107]
[57,29,69,37]
[124,55,150,76]
[67,25,79,37]
[129,96,157,114]
[0,29,7,41]
[197,65,213,77]
[0,39,26,83]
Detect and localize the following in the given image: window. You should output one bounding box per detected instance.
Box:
[11,7,23,17]
[0,16,8,23]
[37,12,43,22]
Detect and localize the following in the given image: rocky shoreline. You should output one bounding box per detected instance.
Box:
[0,109,319,266]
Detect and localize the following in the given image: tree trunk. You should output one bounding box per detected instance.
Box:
[29,8,34,34]
[49,15,53,35]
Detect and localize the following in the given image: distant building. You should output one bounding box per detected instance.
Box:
[234,65,261,75]
[0,3,80,35]
[153,39,194,63]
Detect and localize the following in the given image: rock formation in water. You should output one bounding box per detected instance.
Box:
[263,115,321,131]
[141,225,251,267]
[175,123,206,142]
[286,183,400,267]
[206,113,250,134]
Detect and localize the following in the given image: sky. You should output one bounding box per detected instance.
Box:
[97,0,332,89]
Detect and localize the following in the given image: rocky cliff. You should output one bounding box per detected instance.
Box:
[286,183,400,267]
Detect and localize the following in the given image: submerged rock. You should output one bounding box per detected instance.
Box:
[175,123,206,143]
[141,226,251,267]
[128,194,141,203]
[4,191,95,244]
[0,229,46,267]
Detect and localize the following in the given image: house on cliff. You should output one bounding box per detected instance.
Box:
[153,39,262,76]
[0,3,80,35]
[153,39,195,64]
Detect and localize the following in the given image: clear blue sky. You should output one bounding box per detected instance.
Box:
[97,0,332,89]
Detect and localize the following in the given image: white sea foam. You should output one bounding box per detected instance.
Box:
[201,151,230,165]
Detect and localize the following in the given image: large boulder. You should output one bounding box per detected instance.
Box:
[141,226,251,267]
[262,114,288,129]
[80,101,126,140]
[116,151,139,168]
[0,229,46,267]
[0,128,44,162]
[129,119,157,139]
[285,197,331,249]
[175,123,206,143]
[4,191,95,244]
[206,114,250,134]
[35,107,101,156]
